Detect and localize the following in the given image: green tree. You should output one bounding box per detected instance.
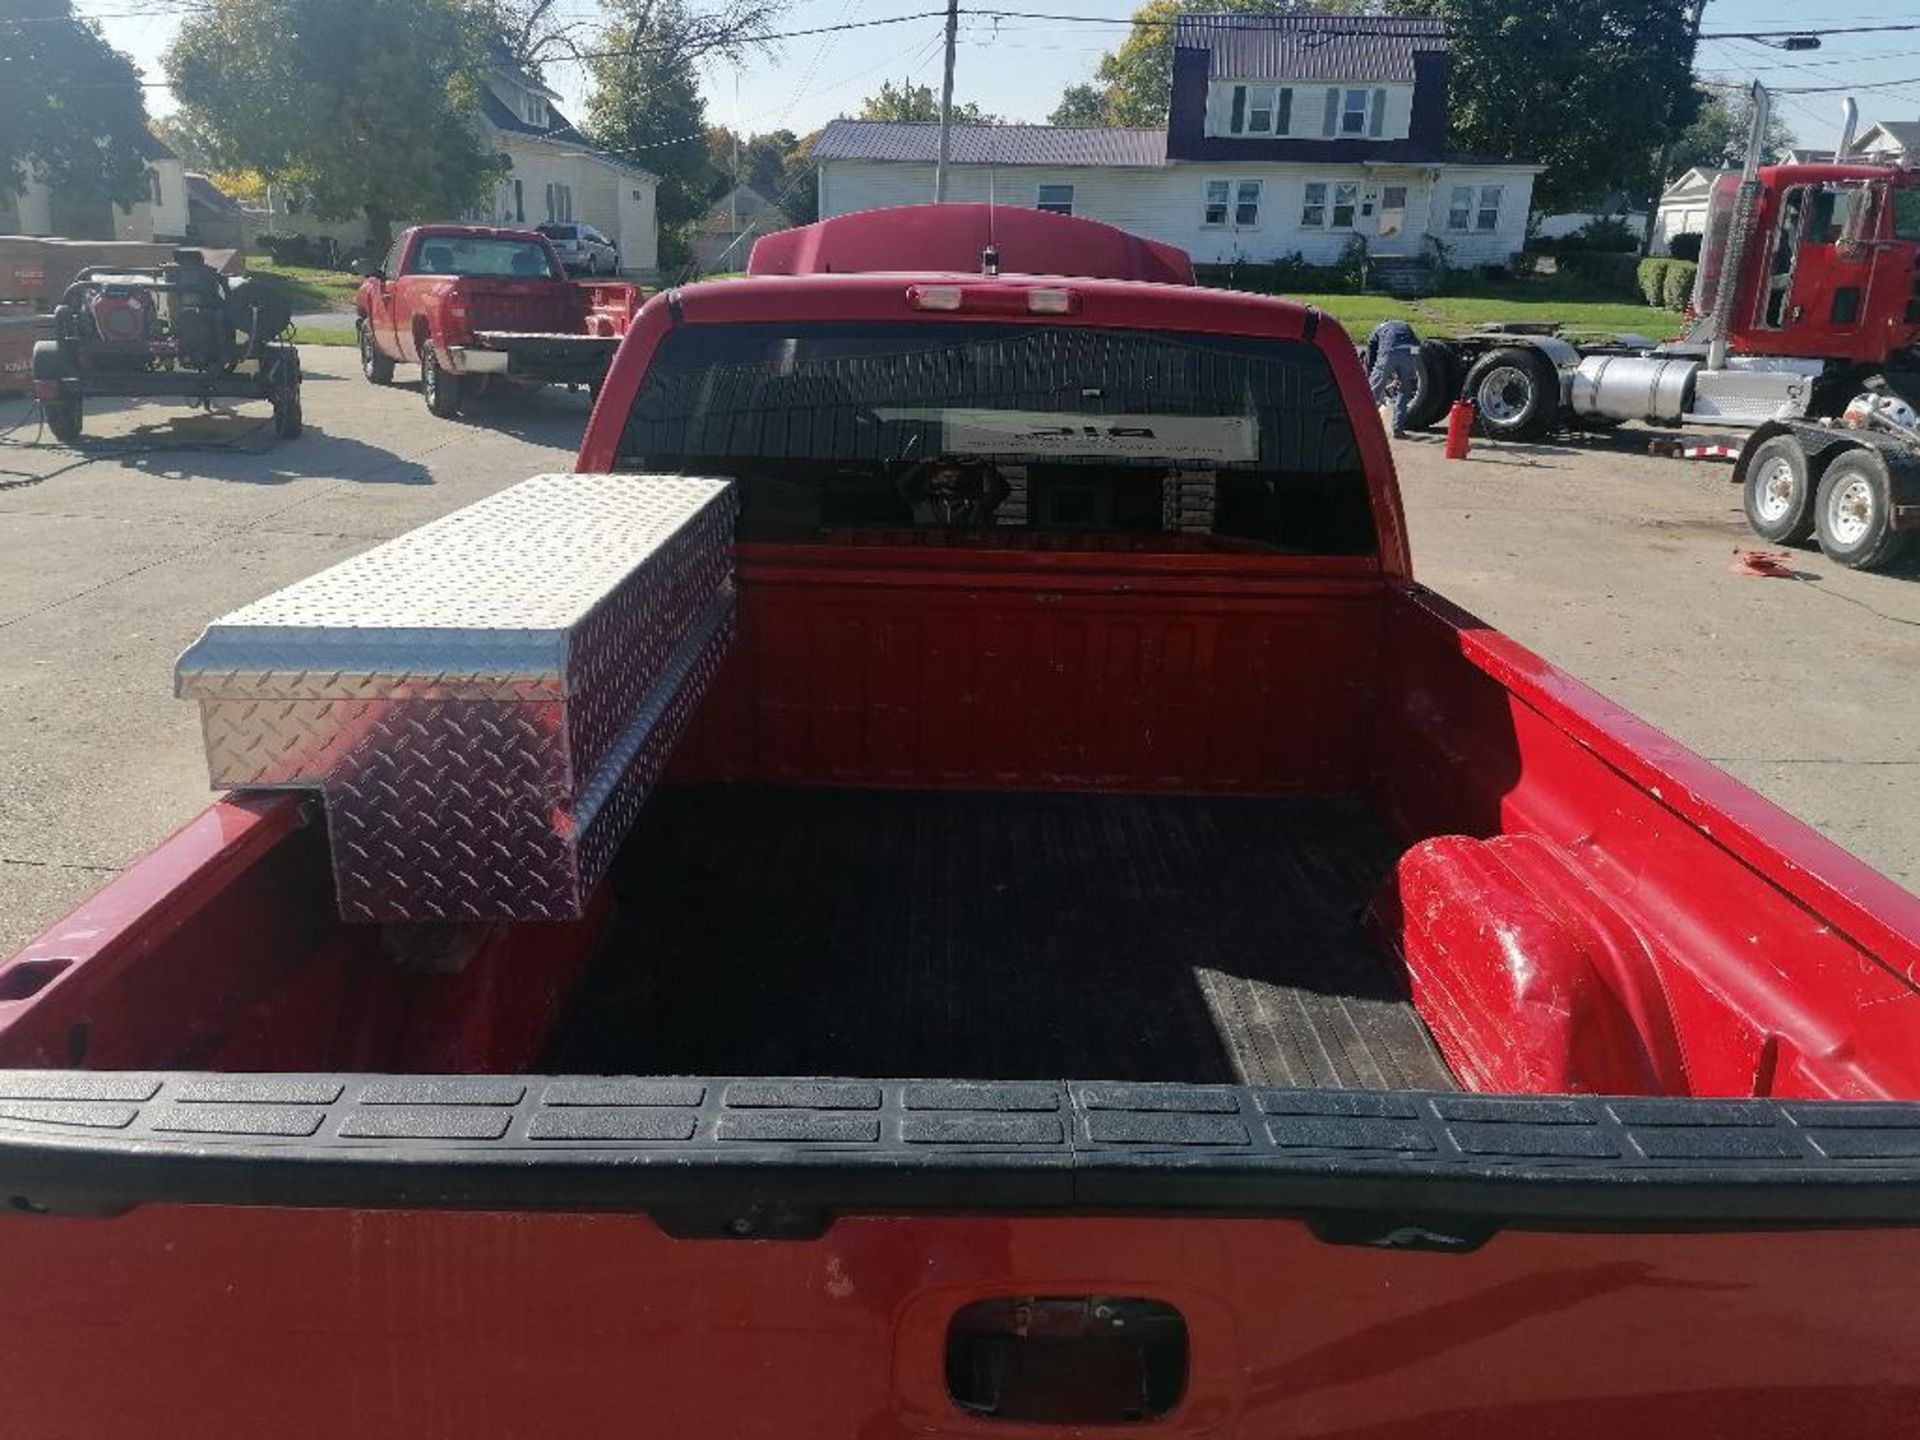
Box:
[1047,83,1109,128]
[1388,0,1701,211]
[587,0,723,262]
[1668,88,1794,177]
[856,79,996,125]
[165,0,503,253]
[0,0,152,207]
[1051,0,1360,128]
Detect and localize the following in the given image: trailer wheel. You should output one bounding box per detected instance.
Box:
[271,386,303,439]
[1814,449,1909,571]
[420,338,461,418]
[357,318,394,385]
[42,393,82,443]
[1741,434,1815,544]
[1463,347,1556,442]
[1404,341,1461,431]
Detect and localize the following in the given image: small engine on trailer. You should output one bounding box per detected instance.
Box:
[28,249,303,444]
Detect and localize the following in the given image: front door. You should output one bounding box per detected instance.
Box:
[1375,184,1409,253]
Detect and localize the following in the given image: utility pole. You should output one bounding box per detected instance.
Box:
[934,0,960,202]
[1642,0,1709,256]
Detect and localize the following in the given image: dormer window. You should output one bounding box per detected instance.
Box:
[1229,85,1292,135]
[525,94,547,127]
[1340,89,1370,135]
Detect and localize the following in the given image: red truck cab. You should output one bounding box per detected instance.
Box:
[3,206,1919,1438]
[354,223,639,416]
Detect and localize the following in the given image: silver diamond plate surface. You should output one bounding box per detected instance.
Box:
[175,473,737,924]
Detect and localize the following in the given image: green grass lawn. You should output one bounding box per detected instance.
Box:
[248,258,363,313]
[290,325,357,347]
[1257,279,1682,346]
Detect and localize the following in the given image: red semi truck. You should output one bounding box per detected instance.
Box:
[354,223,641,417]
[3,205,1919,1438]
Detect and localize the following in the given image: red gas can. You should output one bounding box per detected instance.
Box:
[1444,400,1474,460]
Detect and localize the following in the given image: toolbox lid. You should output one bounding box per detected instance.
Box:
[176,473,732,703]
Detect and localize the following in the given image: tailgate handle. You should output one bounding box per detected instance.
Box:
[946,1296,1187,1424]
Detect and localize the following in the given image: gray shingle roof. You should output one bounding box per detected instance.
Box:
[813,121,1168,167]
[1174,12,1448,82]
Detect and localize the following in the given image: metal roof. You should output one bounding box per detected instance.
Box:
[813,121,1169,168]
[1174,12,1448,82]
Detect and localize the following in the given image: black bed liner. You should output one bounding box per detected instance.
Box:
[553,787,1455,1090]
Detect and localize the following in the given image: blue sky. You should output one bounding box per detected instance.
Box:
[87,0,1920,148]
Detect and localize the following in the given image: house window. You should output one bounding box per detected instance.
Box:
[526,95,547,127]
[1301,181,1327,228]
[1228,85,1293,136]
[1204,179,1230,226]
[1036,183,1074,216]
[1331,182,1358,229]
[513,178,525,223]
[1341,88,1370,135]
[147,169,162,205]
[1447,185,1474,230]
[1476,184,1504,232]
[1235,180,1261,226]
[544,182,573,222]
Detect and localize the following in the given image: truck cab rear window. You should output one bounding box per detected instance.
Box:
[616,322,1373,554]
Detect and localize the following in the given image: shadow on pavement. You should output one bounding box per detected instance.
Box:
[29,408,433,487]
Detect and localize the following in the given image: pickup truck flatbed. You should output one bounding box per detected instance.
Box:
[3,204,1918,1438]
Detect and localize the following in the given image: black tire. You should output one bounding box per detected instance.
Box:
[272,387,303,439]
[43,394,82,443]
[1462,346,1558,441]
[358,317,394,384]
[1741,433,1815,545]
[1403,340,1461,431]
[420,336,461,418]
[1813,449,1910,570]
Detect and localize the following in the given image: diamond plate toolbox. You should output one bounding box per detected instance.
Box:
[175,473,737,924]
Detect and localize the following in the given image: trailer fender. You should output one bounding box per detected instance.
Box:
[1369,834,1689,1096]
[28,339,72,383]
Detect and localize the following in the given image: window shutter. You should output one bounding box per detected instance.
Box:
[1369,89,1387,137]
[1276,88,1293,135]
[1322,88,1339,136]
[1230,85,1246,133]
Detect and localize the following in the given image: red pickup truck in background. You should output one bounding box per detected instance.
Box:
[354,224,640,416]
[2,205,1918,1438]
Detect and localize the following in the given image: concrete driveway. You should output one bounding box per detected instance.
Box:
[0,349,1914,952]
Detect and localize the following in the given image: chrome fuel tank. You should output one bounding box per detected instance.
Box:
[1570,354,1699,423]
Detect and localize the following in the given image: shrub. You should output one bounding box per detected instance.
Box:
[1667,231,1703,262]
[1661,259,1699,311]
[1335,234,1371,291]
[1574,215,1640,252]
[1556,249,1640,295]
[1638,257,1671,307]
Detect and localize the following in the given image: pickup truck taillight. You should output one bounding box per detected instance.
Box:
[444,296,471,343]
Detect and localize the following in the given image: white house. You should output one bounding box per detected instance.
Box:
[1649,166,1726,256]
[475,61,660,277]
[812,14,1540,280]
[1855,121,1919,163]
[0,131,189,246]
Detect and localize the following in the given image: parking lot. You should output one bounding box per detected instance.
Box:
[1,345,1915,952]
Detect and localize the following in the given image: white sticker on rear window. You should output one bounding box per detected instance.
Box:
[876,409,1258,462]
